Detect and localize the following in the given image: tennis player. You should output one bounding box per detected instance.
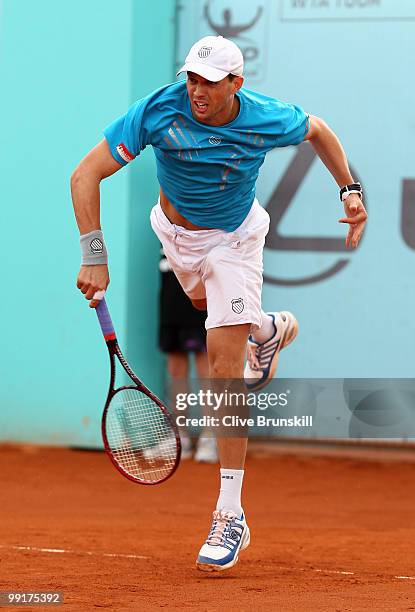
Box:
[71,35,367,572]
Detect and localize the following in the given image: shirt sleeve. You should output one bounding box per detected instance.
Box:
[274,102,309,148]
[103,96,152,166]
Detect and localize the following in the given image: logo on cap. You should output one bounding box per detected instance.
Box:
[198,46,213,59]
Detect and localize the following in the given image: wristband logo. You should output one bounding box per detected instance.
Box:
[90,238,103,254]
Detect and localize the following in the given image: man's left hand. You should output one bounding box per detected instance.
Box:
[339,194,367,249]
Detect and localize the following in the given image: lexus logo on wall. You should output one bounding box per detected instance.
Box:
[264,145,364,286]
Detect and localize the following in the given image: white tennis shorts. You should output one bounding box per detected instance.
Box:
[150,199,270,331]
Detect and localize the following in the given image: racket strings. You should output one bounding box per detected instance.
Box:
[105,388,178,483]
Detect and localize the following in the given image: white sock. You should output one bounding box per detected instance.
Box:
[216,468,244,516]
[252,311,279,344]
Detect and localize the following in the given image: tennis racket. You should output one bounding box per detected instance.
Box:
[95,295,181,485]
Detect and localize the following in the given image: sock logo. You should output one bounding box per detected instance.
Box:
[221,475,234,480]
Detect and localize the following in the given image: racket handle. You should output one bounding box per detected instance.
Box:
[96,298,116,341]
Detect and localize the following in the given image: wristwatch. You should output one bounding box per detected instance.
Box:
[340,182,363,202]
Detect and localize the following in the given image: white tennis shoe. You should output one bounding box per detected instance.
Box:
[244,311,298,392]
[196,510,250,572]
[142,435,177,461]
[180,433,193,460]
[143,432,192,461]
[194,436,218,463]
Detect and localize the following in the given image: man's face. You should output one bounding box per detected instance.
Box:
[186,71,243,126]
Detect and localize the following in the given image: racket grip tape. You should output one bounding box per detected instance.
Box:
[96,298,116,341]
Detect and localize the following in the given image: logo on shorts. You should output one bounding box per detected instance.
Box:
[231,298,244,314]
[90,238,103,254]
[209,136,222,145]
[198,46,212,58]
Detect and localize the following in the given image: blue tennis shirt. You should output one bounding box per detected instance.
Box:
[104,81,308,231]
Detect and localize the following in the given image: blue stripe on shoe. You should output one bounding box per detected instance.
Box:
[197,551,237,566]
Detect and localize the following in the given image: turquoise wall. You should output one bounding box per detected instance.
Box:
[0,0,175,445]
[1,0,414,446]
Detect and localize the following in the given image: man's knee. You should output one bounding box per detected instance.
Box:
[209,355,235,379]
[207,324,251,378]
[191,298,207,311]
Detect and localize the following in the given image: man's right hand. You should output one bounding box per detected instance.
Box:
[77,264,110,308]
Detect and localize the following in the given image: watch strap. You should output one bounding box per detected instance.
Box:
[340,182,362,201]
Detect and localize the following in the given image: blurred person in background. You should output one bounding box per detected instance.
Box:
[158,246,218,463]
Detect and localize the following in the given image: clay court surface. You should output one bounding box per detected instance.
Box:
[1,443,415,611]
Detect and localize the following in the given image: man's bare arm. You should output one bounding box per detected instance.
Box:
[304,115,367,249]
[70,139,123,307]
[71,139,122,233]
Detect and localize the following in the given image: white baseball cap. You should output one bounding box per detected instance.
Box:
[177,35,244,82]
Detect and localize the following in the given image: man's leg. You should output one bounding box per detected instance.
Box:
[196,324,251,572]
[194,348,218,463]
[191,298,207,311]
[194,351,209,378]
[167,352,188,379]
[166,353,193,459]
[207,324,250,470]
